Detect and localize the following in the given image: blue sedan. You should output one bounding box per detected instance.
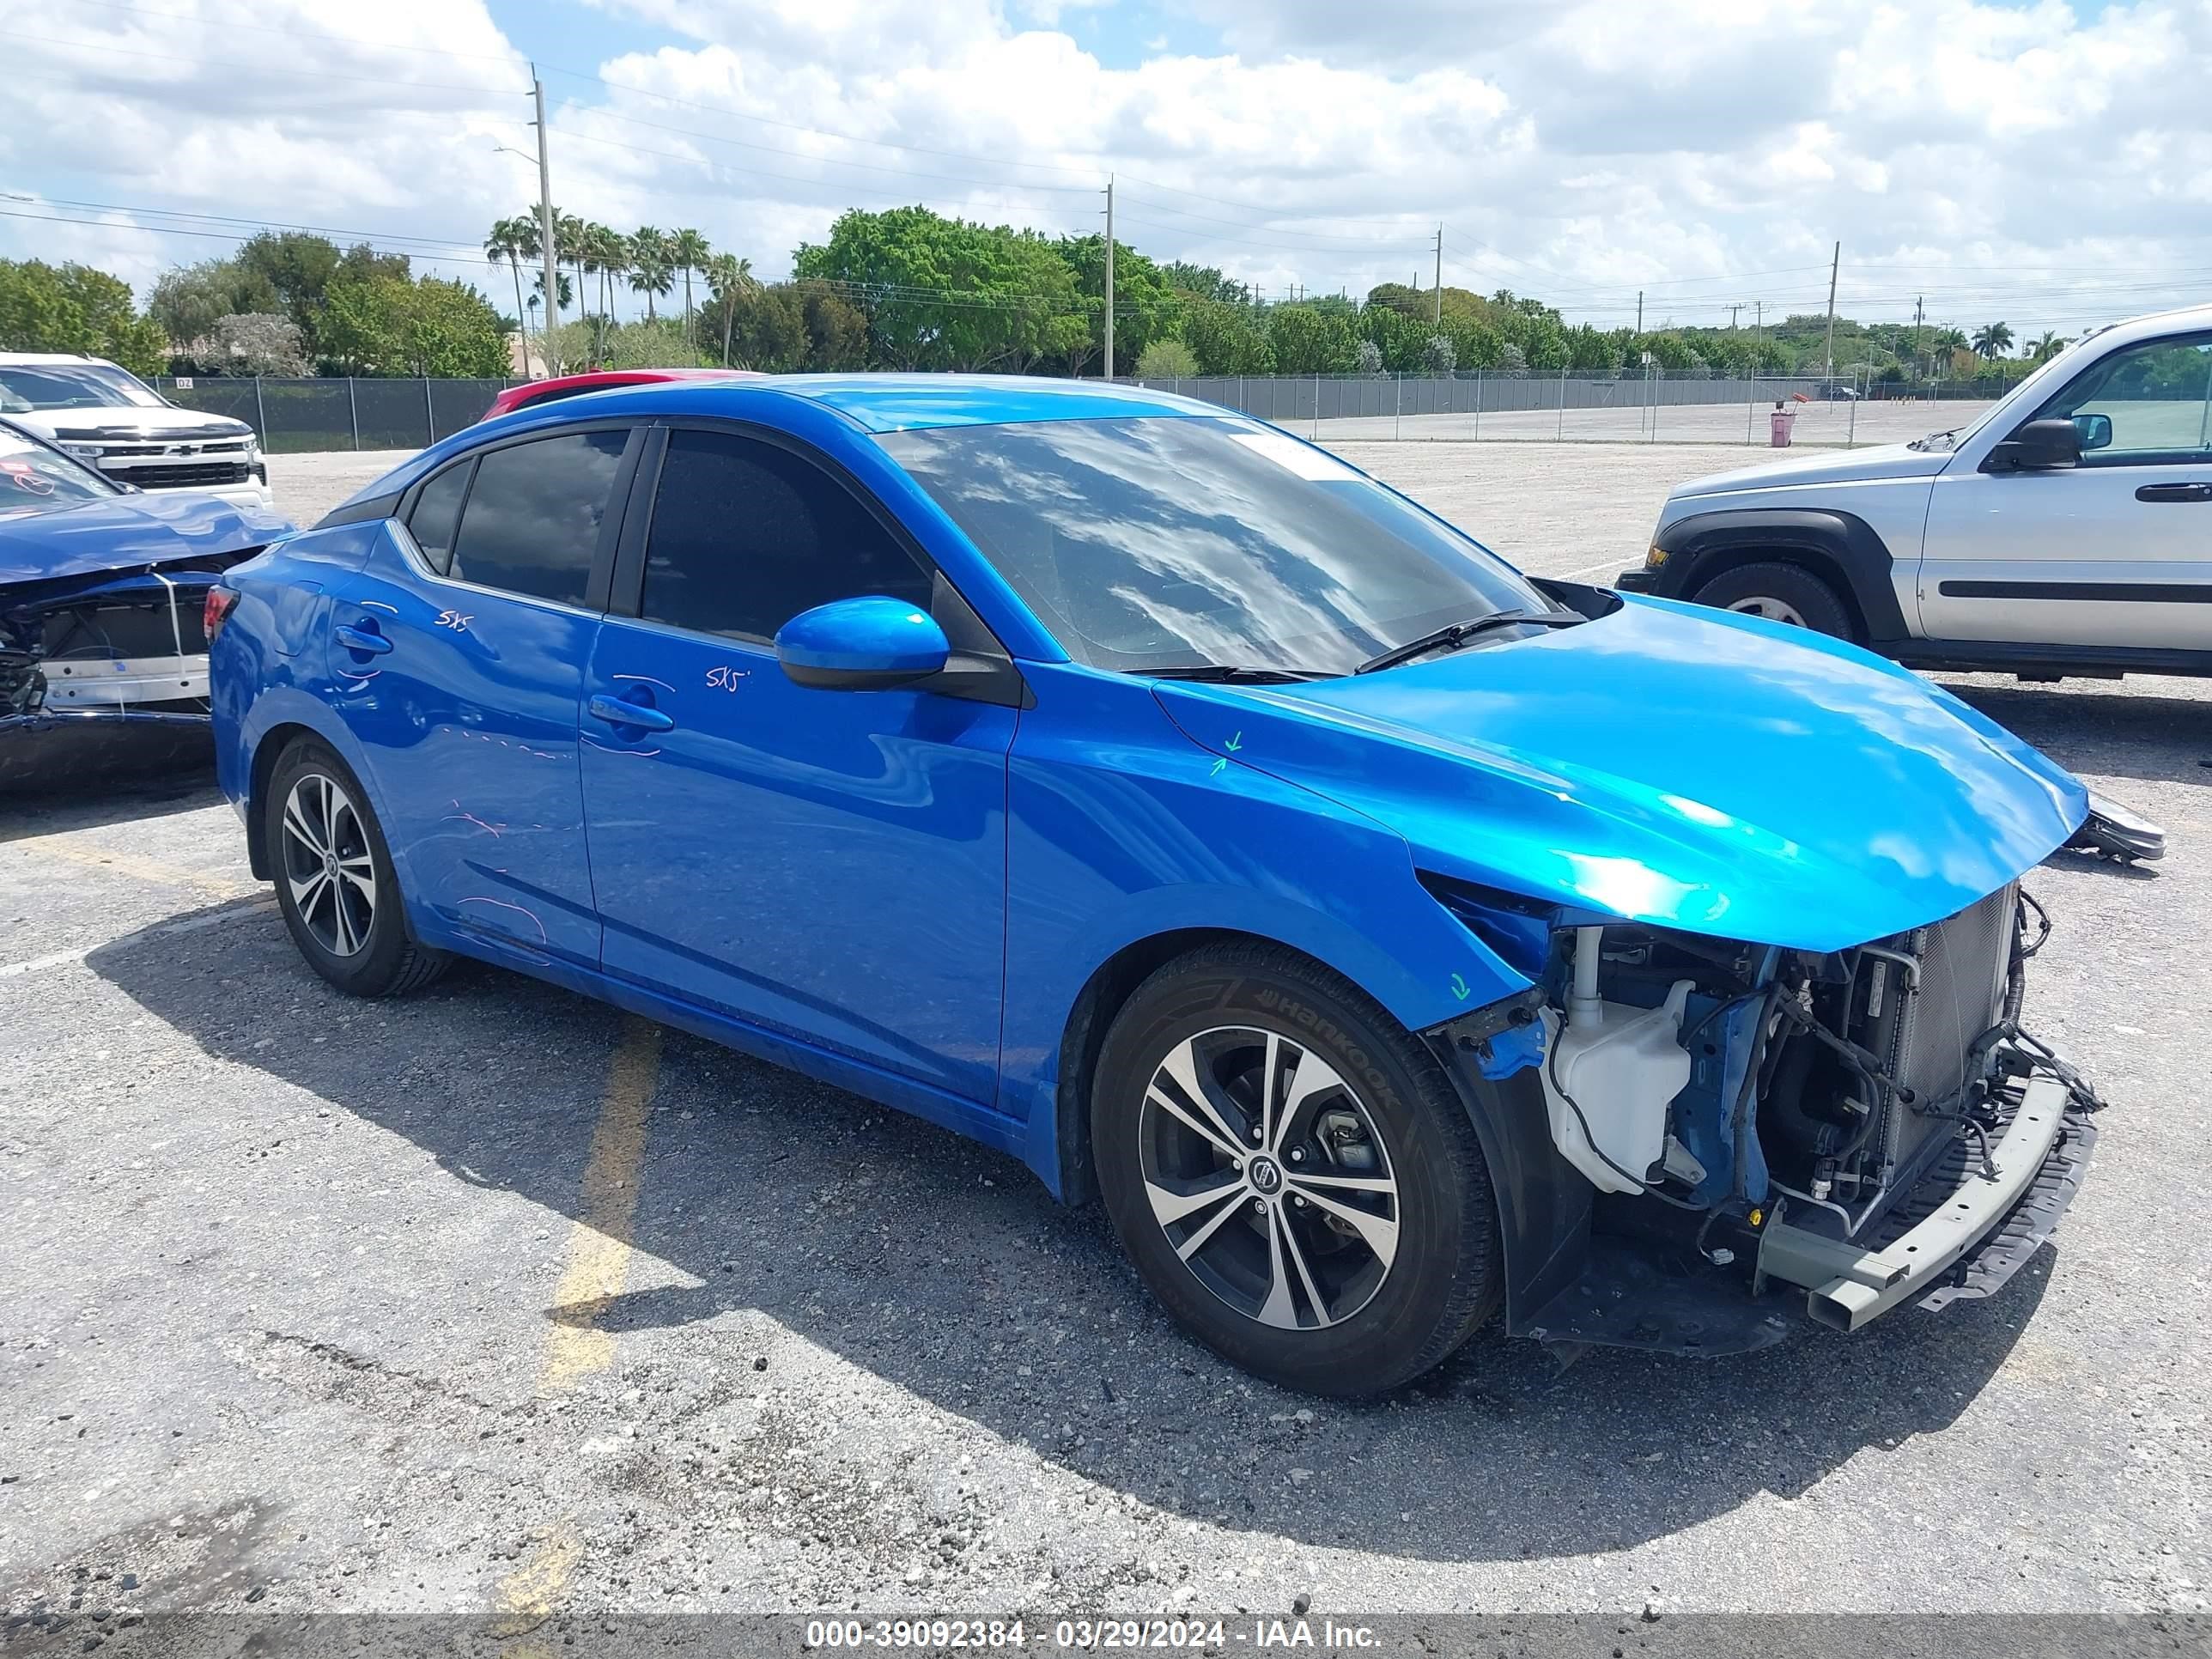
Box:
[209,376,2100,1393]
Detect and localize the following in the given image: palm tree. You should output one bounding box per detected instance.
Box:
[1971,321,2014,360]
[484,218,527,365]
[704,252,757,366]
[581,222,627,362]
[669,228,712,344]
[622,227,669,324]
[2028,330,2069,363]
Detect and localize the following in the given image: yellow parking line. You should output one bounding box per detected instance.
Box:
[544,1015,664,1388]
[495,1013,663,1637]
[14,836,254,902]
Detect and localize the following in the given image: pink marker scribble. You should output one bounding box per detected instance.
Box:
[442,802,507,837]
[455,896,548,944]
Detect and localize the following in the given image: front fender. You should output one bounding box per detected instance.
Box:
[999,665,1531,1188]
[1650,506,1910,643]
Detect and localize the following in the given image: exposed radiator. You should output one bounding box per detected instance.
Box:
[1854,881,2019,1202]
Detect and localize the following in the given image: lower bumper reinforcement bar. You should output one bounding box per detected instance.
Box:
[1754,1073,2069,1332]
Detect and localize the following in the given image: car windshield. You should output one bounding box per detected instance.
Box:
[878,415,1545,675]
[0,363,167,411]
[0,428,121,518]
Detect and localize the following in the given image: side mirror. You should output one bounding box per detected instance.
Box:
[775,595,950,692]
[1986,417,2082,472]
[2072,411,2113,452]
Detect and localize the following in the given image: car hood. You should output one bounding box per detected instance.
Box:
[1670,441,1950,501]
[14,407,255,441]
[0,489,292,587]
[1153,597,2085,953]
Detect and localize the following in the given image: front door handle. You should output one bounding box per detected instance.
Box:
[2136,482,2212,503]
[587,691,676,733]
[333,623,393,655]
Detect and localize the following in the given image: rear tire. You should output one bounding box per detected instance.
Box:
[1091,943,1498,1396]
[264,738,448,998]
[1692,560,1858,641]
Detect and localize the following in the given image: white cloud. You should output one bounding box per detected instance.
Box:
[3,0,2207,337]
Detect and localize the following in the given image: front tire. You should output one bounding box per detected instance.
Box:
[1092,944,1499,1395]
[1692,560,1858,641]
[265,738,448,998]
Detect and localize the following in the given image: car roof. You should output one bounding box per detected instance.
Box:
[676,373,1225,433]
[0,353,110,366]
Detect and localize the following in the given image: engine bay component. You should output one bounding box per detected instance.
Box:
[1538,927,1696,1195]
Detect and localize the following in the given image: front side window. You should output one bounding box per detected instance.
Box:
[877,416,1544,674]
[2033,332,2212,463]
[448,430,628,606]
[640,428,933,641]
[0,364,167,411]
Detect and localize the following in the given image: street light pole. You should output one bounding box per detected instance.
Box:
[532,66,561,378]
[1103,173,1115,381]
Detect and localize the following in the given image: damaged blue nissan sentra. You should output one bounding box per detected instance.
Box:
[208,376,2115,1395]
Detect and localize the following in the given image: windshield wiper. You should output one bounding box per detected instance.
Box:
[1354,609,1581,675]
[1138,663,1333,684]
[1907,428,1960,453]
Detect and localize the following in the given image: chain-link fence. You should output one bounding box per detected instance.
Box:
[1127,371,2002,447]
[150,371,2000,453]
[152,378,523,453]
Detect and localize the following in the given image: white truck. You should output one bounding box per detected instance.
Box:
[0,352,273,510]
[1622,304,2212,682]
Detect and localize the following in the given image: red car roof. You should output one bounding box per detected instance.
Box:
[480,368,764,422]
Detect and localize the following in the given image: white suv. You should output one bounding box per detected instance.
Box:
[0,353,273,510]
[1622,304,2212,680]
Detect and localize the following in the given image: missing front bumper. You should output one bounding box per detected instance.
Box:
[1755,1073,2081,1331]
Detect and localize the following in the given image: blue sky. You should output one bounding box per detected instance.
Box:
[5,0,2203,337]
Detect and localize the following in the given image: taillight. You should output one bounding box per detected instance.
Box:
[204,585,240,641]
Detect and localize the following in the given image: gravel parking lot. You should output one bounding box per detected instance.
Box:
[3,441,2208,1642]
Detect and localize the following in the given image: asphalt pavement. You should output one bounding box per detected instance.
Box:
[2,442,2206,1644]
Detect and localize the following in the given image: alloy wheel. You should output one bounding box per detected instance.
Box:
[1138,1025,1400,1331]
[279,771,377,958]
[1725,595,1808,627]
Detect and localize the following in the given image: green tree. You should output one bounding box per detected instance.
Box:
[318,272,508,376]
[793,206,1085,371]
[1054,234,1176,376]
[668,228,712,343]
[1972,321,2014,359]
[1181,298,1273,374]
[1160,261,1250,305]
[484,216,534,364]
[628,228,673,323]
[791,279,870,370]
[1355,302,1426,372]
[1133,338,1198,379]
[0,259,167,375]
[1266,304,1356,374]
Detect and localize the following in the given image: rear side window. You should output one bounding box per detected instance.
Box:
[405,461,471,574]
[640,428,933,641]
[449,431,628,606]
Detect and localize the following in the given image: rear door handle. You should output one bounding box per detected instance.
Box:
[2135,482,2212,502]
[333,623,393,655]
[587,691,676,733]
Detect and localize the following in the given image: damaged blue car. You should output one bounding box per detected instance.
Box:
[207,377,2104,1395]
[2,416,291,787]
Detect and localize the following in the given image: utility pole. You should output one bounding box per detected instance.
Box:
[1914,294,1925,381]
[1821,239,1840,383]
[1729,303,1741,331]
[1103,173,1115,380]
[1636,291,1644,335]
[1433,224,1443,328]
[532,67,561,377]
